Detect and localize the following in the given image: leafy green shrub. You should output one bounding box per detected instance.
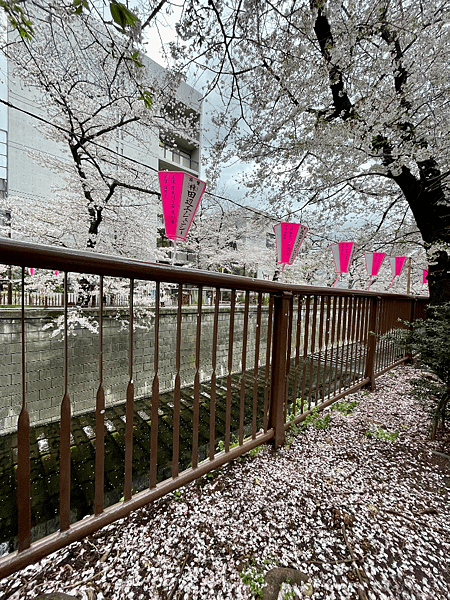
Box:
[332,399,358,415]
[300,407,331,431]
[365,427,399,442]
[240,561,265,598]
[249,445,263,457]
[383,302,450,439]
[216,434,239,453]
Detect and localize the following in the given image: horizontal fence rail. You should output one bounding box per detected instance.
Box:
[0,238,427,578]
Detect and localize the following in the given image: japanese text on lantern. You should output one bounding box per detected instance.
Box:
[178,177,202,237]
[159,171,206,241]
[365,252,385,277]
[331,242,357,273]
[274,222,308,265]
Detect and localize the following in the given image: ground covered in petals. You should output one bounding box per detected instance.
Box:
[1,365,449,600]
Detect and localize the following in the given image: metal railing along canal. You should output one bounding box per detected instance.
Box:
[0,238,427,577]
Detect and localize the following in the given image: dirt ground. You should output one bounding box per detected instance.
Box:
[1,364,449,600]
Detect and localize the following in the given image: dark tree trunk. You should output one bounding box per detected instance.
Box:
[311,7,450,306]
[390,167,450,304]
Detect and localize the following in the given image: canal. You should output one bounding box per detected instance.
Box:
[0,351,350,555]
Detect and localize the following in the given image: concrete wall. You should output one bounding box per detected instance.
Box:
[0,304,272,434]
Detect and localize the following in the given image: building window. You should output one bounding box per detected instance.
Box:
[160,142,198,171]
[156,217,172,248]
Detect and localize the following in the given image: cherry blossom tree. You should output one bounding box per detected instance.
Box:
[0,0,199,256]
[1,1,443,300]
[166,0,450,304]
[180,200,276,275]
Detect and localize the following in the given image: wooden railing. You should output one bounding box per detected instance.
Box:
[0,238,427,577]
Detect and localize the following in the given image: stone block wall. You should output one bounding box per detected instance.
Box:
[0,304,272,434]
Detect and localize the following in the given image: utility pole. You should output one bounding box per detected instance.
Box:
[0,208,12,304]
[406,257,412,295]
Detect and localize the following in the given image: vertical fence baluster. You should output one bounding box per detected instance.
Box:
[406,298,417,363]
[239,291,250,445]
[94,276,105,515]
[376,298,384,371]
[380,298,389,369]
[327,295,337,399]
[384,299,390,362]
[252,292,263,439]
[355,297,365,380]
[301,296,311,413]
[225,290,236,452]
[359,298,370,379]
[350,297,362,384]
[393,298,399,361]
[374,298,381,373]
[373,297,381,373]
[353,297,361,378]
[364,296,379,389]
[149,282,160,489]
[322,296,331,400]
[385,298,392,365]
[124,279,134,501]
[350,297,360,385]
[192,286,202,469]
[17,267,31,551]
[172,284,183,477]
[314,296,326,406]
[338,296,349,394]
[388,298,394,362]
[359,297,368,378]
[60,272,72,528]
[343,296,354,386]
[390,298,397,362]
[292,296,302,416]
[263,295,274,432]
[333,297,342,397]
[209,287,220,459]
[308,297,318,409]
[284,295,294,420]
[398,300,406,358]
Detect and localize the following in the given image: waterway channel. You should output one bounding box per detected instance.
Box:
[0,353,345,555]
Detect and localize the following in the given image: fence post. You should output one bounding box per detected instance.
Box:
[268,291,291,448]
[364,295,379,391]
[406,297,418,364]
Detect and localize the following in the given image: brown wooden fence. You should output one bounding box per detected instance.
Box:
[0,238,427,578]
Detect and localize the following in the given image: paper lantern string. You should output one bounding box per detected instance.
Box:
[273,222,309,282]
[158,171,207,265]
[364,252,386,291]
[388,256,406,289]
[419,269,429,296]
[330,242,357,288]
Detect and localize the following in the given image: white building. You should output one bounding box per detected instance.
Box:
[0,20,202,258]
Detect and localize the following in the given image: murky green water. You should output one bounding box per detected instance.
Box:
[0,356,341,555]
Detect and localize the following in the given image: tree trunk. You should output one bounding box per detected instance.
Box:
[389,168,450,304]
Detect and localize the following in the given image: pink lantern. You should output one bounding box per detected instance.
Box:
[388,256,406,289]
[273,222,308,281]
[158,171,206,261]
[29,268,35,276]
[420,269,429,296]
[330,242,357,288]
[364,252,385,291]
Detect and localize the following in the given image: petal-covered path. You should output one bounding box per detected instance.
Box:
[1,365,449,600]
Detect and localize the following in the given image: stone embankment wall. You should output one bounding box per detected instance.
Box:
[0,304,273,434]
